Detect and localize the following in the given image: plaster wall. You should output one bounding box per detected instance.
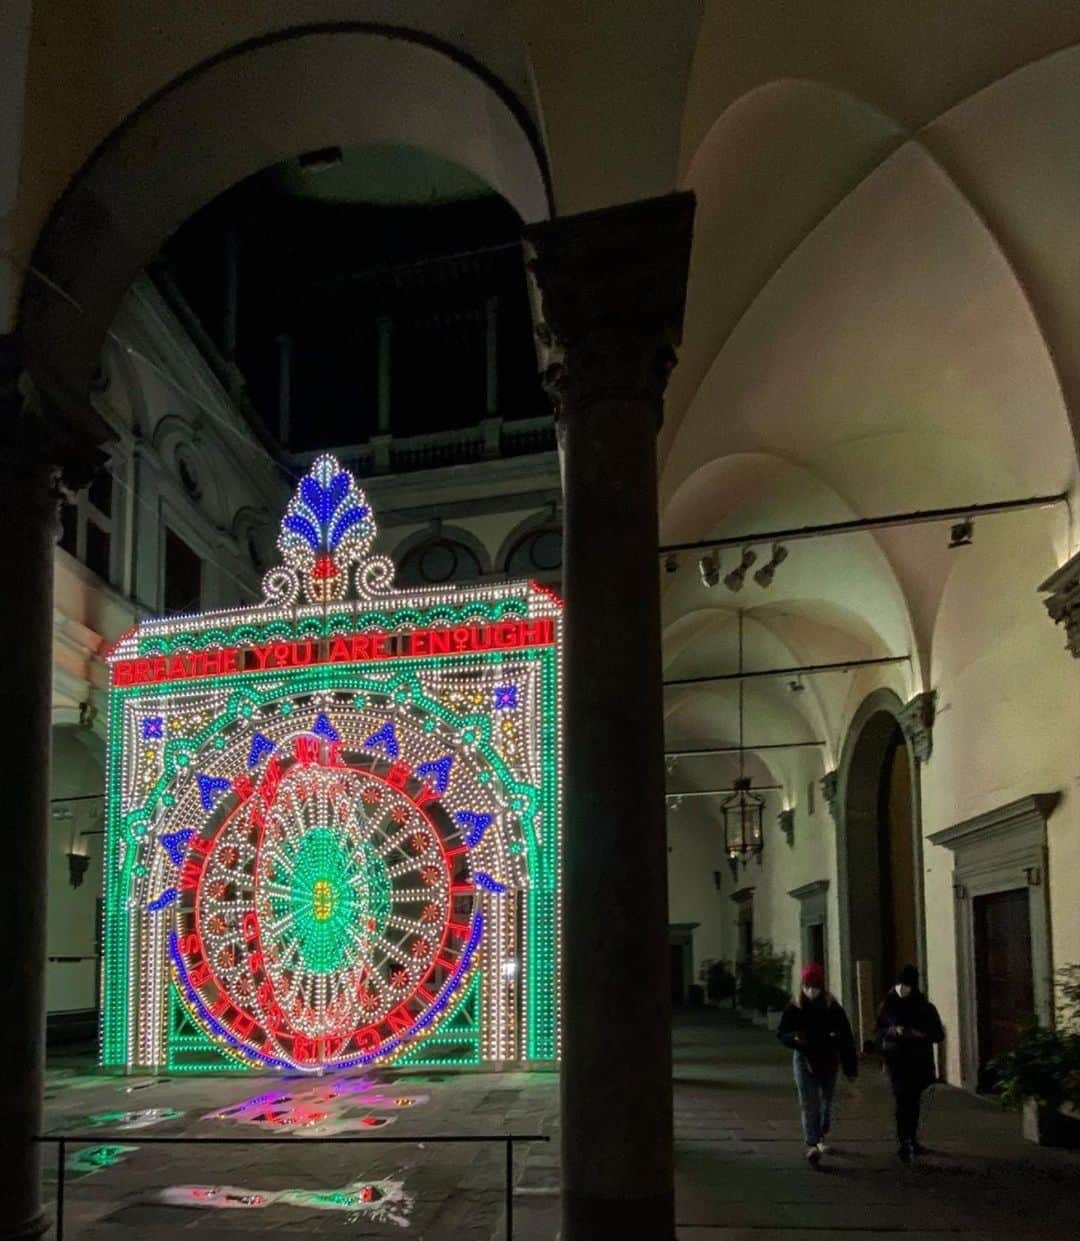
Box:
[47,728,105,1014]
[667,745,840,1000]
[923,513,1080,1082]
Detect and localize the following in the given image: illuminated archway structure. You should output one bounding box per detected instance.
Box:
[102,455,561,1073]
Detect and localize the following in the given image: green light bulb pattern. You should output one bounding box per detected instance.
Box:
[270,829,391,974]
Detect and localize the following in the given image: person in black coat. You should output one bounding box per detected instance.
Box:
[777,962,859,1166]
[876,963,945,1162]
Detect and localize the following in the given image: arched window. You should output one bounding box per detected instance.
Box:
[397,538,483,586]
[506,527,562,577]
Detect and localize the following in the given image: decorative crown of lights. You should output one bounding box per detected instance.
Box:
[264,454,394,605]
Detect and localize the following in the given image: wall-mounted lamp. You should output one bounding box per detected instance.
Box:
[66,851,90,889]
[778,808,795,848]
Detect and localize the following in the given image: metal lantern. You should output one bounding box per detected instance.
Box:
[724,611,765,863]
[722,776,764,861]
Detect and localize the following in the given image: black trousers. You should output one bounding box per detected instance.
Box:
[893,1081,924,1143]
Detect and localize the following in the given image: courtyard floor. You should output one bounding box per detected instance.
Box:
[39,1009,1080,1239]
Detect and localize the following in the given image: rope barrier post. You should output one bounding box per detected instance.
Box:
[56,1138,65,1241]
[505,1136,515,1241]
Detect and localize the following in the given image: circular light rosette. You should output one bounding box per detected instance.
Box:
[172,737,478,1069]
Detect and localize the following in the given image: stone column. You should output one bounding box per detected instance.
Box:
[0,338,63,1240]
[525,192,694,1241]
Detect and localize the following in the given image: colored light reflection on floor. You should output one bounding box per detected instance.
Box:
[63,1108,183,1131]
[204,1075,428,1135]
[159,1178,414,1225]
[45,1144,139,1184]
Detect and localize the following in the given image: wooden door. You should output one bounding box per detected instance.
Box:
[974,888,1034,1089]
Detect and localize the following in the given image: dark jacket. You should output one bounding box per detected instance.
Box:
[777,992,858,1079]
[876,988,944,1090]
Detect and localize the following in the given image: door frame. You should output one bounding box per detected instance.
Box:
[668,922,699,1005]
[789,879,829,979]
[929,795,1057,1091]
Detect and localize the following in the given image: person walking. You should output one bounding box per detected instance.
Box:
[777,962,859,1167]
[877,963,945,1163]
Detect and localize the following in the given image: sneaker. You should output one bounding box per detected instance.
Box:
[816,1142,831,1155]
[806,1146,822,1167]
[898,1142,912,1164]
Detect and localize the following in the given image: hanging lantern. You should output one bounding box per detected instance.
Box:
[723,610,765,863]
[722,776,764,862]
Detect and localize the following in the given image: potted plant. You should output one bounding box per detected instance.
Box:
[705,959,737,1008]
[989,965,1080,1147]
[736,939,793,1029]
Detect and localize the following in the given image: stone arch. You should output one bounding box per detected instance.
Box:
[834,687,926,1028]
[391,523,492,585]
[17,23,551,452]
[497,508,562,577]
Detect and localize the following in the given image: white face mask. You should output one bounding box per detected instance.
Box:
[802,986,822,1001]
[897,984,913,998]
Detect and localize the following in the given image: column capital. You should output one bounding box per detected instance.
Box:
[0,333,103,491]
[821,770,839,823]
[523,192,695,423]
[1039,552,1080,658]
[898,689,937,764]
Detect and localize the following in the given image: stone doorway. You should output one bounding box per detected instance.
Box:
[836,690,925,1017]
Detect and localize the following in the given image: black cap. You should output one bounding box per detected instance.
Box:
[897,964,919,986]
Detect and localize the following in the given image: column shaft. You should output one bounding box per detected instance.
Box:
[0,455,58,1240]
[525,191,694,1241]
[559,393,673,1236]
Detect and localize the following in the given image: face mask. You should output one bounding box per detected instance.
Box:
[897,984,912,998]
[802,986,822,1000]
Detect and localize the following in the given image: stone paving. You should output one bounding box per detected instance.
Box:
[39,1010,1080,1238]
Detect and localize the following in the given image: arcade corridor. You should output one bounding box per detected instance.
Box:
[40,1011,1080,1239]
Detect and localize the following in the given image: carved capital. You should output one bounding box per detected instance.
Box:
[523,193,695,422]
[898,690,937,764]
[820,770,839,824]
[0,333,106,491]
[1039,552,1080,658]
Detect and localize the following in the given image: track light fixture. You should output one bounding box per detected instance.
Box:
[698,551,720,588]
[665,553,680,575]
[949,519,974,548]
[723,548,756,592]
[752,543,788,588]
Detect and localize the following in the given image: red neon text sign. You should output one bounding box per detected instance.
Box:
[112,619,555,687]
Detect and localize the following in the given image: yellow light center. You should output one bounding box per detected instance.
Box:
[312,879,335,922]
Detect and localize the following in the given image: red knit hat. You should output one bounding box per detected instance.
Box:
[801,962,825,988]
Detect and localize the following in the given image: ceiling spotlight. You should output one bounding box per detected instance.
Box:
[788,676,805,693]
[724,547,757,592]
[664,553,679,575]
[666,795,684,812]
[698,551,720,588]
[665,756,678,776]
[752,543,788,588]
[949,519,974,548]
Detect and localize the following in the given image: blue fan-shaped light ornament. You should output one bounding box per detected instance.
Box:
[277,454,377,601]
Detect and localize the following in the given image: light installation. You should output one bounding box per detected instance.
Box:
[103,455,561,1072]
